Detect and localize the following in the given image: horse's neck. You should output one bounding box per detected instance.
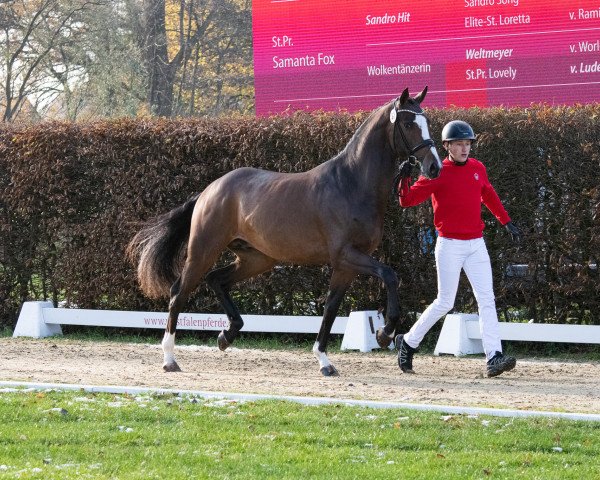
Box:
[341,114,396,198]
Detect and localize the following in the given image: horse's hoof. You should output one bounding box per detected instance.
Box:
[320,365,339,377]
[375,328,393,349]
[163,362,182,372]
[217,331,230,351]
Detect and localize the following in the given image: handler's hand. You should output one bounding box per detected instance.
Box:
[505,221,523,243]
[393,160,415,196]
[398,160,415,179]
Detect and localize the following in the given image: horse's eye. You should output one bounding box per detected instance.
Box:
[404,122,413,129]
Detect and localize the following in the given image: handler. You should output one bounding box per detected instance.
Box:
[396,120,522,377]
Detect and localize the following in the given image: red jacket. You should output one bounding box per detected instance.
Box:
[399,158,510,240]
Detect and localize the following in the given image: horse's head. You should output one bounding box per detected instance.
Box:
[388,86,442,179]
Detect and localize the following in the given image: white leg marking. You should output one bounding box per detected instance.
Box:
[415,115,442,169]
[162,332,177,366]
[312,341,331,370]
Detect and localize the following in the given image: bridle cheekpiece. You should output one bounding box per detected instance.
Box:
[390,107,435,166]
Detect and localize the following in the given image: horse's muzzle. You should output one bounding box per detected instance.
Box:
[422,149,442,179]
[428,161,441,179]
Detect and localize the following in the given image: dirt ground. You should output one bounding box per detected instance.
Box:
[2,338,599,414]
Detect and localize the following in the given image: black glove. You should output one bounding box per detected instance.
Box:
[505,221,523,243]
[398,160,415,179]
[393,160,415,195]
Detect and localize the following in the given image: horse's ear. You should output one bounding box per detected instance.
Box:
[414,86,428,104]
[399,87,410,106]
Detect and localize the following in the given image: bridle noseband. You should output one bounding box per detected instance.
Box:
[392,108,435,164]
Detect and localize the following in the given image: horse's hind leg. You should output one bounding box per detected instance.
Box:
[314,269,355,376]
[205,244,276,351]
[162,277,185,371]
[163,245,224,372]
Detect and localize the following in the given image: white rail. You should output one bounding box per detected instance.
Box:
[12,302,389,353]
[435,313,600,357]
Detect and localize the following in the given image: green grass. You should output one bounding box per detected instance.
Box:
[1,389,599,479]
[0,327,12,338]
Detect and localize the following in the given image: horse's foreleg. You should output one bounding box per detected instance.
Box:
[370,264,400,348]
[335,248,400,349]
[373,264,400,349]
[206,248,276,351]
[314,270,354,376]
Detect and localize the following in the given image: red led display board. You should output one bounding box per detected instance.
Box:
[252,0,600,115]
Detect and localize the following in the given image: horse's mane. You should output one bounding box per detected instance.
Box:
[339,99,393,157]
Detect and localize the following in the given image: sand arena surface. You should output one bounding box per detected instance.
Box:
[2,338,599,414]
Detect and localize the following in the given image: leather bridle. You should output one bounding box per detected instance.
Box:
[392,108,435,164]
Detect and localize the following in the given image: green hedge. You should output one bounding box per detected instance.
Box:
[1,106,599,330]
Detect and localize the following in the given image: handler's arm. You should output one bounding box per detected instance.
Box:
[398,176,435,207]
[481,170,511,225]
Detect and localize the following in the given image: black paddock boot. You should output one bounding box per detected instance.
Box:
[395,334,417,374]
[486,351,516,377]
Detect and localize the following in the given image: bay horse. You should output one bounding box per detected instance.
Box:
[127,86,442,376]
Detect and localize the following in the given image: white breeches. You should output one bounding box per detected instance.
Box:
[404,237,502,360]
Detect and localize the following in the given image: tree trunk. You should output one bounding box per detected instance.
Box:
[143,0,173,116]
[142,0,215,117]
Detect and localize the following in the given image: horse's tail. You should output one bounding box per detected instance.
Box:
[126,194,200,299]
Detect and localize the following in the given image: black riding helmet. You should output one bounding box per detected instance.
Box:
[441,120,476,142]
